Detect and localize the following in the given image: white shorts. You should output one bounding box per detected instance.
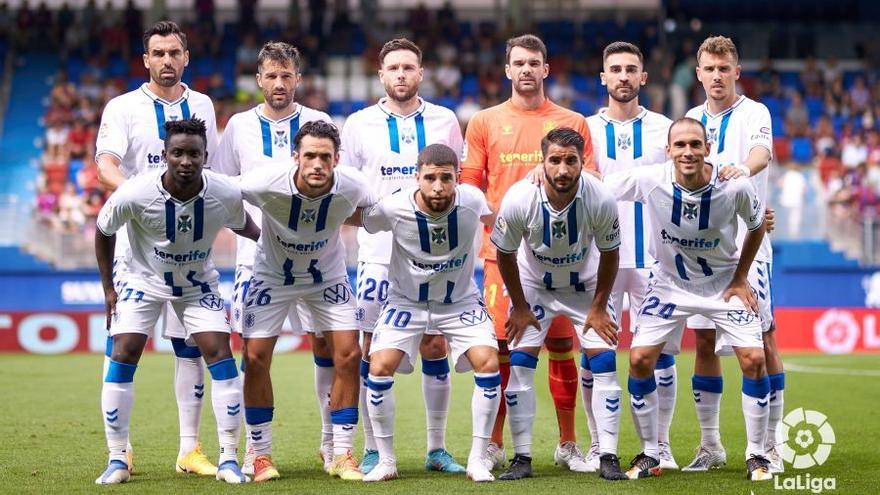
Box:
[514,285,618,351]
[111,282,230,337]
[369,295,498,374]
[611,267,652,331]
[686,260,774,333]
[242,276,357,339]
[632,276,764,355]
[355,262,391,333]
[232,265,303,335]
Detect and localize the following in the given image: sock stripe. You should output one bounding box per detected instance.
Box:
[692,375,723,393]
[742,375,771,398]
[588,350,616,374]
[105,360,137,383]
[474,372,502,388]
[655,353,676,370]
[510,350,539,369]
[170,337,203,358]
[359,359,370,379]
[580,352,590,370]
[366,377,394,391]
[421,356,450,375]
[330,407,358,425]
[207,358,238,381]
[769,372,785,391]
[628,375,657,395]
[314,355,334,368]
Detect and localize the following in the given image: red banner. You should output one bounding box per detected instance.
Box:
[0,308,878,354]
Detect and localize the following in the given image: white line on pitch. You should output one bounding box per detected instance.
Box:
[785,362,880,377]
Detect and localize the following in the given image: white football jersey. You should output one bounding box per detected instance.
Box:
[339,98,464,264]
[96,169,245,298]
[491,173,621,291]
[362,184,489,304]
[239,165,375,286]
[587,107,671,269]
[686,95,773,261]
[604,162,765,295]
[213,104,333,267]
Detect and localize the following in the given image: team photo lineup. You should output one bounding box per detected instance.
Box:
[85,15,794,487]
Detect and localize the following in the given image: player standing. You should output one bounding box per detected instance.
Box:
[357,144,501,483]
[586,41,679,470]
[95,20,220,476]
[238,121,373,482]
[95,118,257,484]
[603,117,772,481]
[212,41,336,476]
[338,38,466,474]
[490,128,622,480]
[681,36,784,474]
[461,34,596,472]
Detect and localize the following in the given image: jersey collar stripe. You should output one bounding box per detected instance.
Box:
[447,207,459,250]
[415,114,427,151]
[418,282,429,302]
[415,211,431,253]
[541,204,552,247]
[387,115,401,153]
[288,195,302,230]
[154,101,167,140]
[194,197,204,241]
[566,202,578,246]
[443,281,455,304]
[633,118,643,159]
[315,195,333,232]
[604,122,616,160]
[260,119,273,157]
[634,202,645,268]
[717,111,733,153]
[671,186,683,227]
[569,272,586,292]
[181,99,191,120]
[164,200,176,242]
[698,189,712,230]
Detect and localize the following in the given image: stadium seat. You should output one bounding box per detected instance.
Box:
[327,57,348,77]
[327,101,346,117]
[326,75,347,102]
[460,75,479,97]
[348,74,369,101]
[773,136,791,163]
[790,137,813,164]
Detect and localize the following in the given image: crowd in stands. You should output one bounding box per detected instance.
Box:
[2,2,879,250]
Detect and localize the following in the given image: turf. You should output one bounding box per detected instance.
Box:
[2,352,878,494]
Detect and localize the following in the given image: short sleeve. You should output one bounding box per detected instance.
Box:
[338,116,361,169]
[237,169,263,207]
[460,112,488,188]
[95,98,129,161]
[203,107,220,165]
[489,189,527,254]
[747,103,773,158]
[212,121,240,176]
[591,185,621,252]
[96,182,135,236]
[220,181,247,230]
[734,179,765,231]
[447,116,465,160]
[361,199,393,234]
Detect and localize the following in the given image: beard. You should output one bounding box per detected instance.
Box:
[609,84,640,103]
[544,168,577,194]
[151,67,180,88]
[384,81,419,103]
[263,88,294,110]
[419,189,452,213]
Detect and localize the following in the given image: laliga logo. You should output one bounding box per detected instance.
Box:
[773,408,837,494]
[813,310,860,354]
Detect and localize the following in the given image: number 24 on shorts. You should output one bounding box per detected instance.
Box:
[640,296,676,319]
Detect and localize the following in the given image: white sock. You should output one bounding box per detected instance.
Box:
[104,337,133,455]
[506,352,538,456]
[628,375,659,459]
[174,355,205,456]
[102,360,137,464]
[422,357,451,453]
[314,356,335,447]
[692,375,723,448]
[767,373,785,449]
[207,358,243,465]
[742,376,770,459]
[589,352,621,456]
[579,354,598,445]
[359,359,377,452]
[655,355,677,444]
[366,374,395,461]
[470,372,501,463]
[244,405,273,457]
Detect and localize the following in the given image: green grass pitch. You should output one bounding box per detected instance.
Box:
[2,352,878,494]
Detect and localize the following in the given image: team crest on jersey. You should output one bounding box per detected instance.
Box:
[682,203,699,221]
[551,220,567,240]
[273,129,288,148]
[617,133,631,150]
[431,227,447,245]
[323,283,351,305]
[502,124,514,135]
[707,127,718,144]
[177,215,193,233]
[401,126,416,144]
[301,209,317,224]
[542,120,556,133]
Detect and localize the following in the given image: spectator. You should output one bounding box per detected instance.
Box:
[823,57,842,85]
[434,48,461,98]
[548,73,576,107]
[778,163,808,238]
[801,56,823,95]
[235,32,260,75]
[814,115,836,156]
[455,95,481,131]
[785,91,810,137]
[841,132,868,169]
[850,76,871,114]
[45,120,69,159]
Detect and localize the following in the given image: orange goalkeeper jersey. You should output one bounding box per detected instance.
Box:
[461,98,594,261]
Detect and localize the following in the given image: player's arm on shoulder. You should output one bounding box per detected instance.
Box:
[578,119,598,172]
[360,196,393,232]
[602,167,645,202]
[460,112,487,189]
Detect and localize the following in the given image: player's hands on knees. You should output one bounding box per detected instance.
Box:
[525,164,545,186]
[506,306,540,347]
[586,309,619,346]
[717,164,745,181]
[723,276,759,314]
[764,207,776,233]
[104,289,118,330]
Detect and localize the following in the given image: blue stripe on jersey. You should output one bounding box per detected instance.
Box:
[387,115,400,153]
[180,99,191,119]
[604,122,616,159]
[415,211,431,253]
[700,112,708,127]
[288,196,302,230]
[698,189,712,230]
[193,197,204,241]
[570,272,586,292]
[541,204,552,247]
[675,254,690,280]
[164,200,176,242]
[260,118,272,157]
[566,202,578,246]
[447,207,459,250]
[418,282,429,302]
[316,195,333,232]
[444,281,455,304]
[633,118,643,159]
[282,258,294,285]
[634,202,645,268]
[290,114,301,149]
[671,186,682,227]
[543,272,553,290]
[154,101,166,139]
[307,258,323,283]
[164,272,182,296]
[717,112,732,153]
[415,113,427,150]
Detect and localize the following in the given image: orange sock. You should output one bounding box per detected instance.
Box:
[548,349,578,444]
[491,351,510,446]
